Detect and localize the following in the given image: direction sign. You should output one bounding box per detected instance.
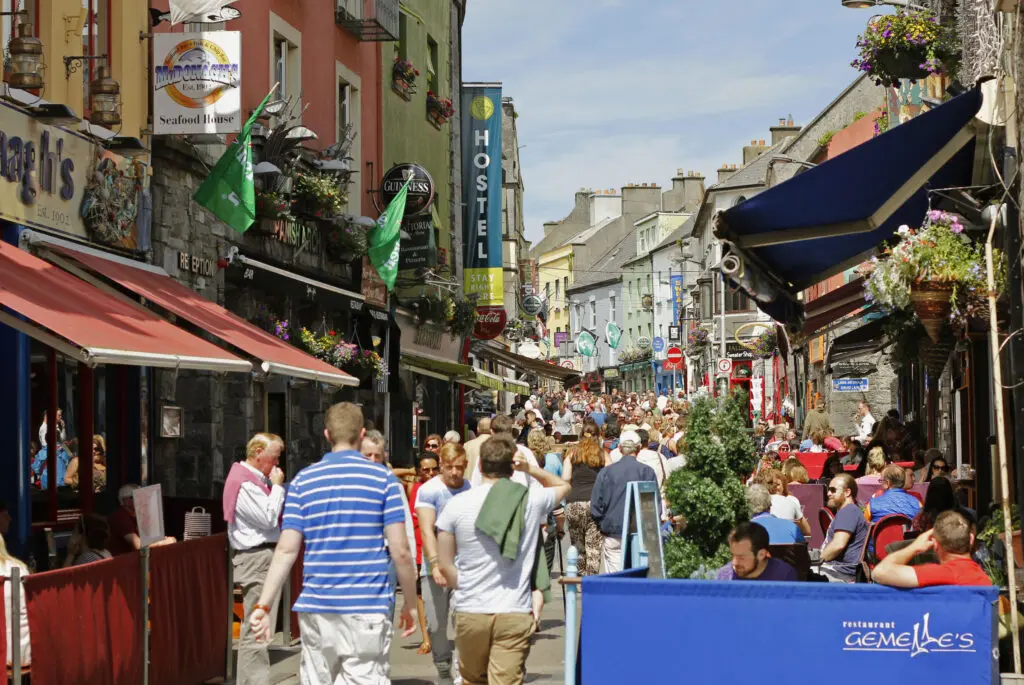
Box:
[666,347,683,365]
[652,336,665,353]
[832,378,869,392]
[717,358,733,375]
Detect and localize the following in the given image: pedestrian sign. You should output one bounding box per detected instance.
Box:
[717,358,733,375]
[652,336,665,353]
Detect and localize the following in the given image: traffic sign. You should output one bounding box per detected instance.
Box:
[637,336,652,349]
[652,336,665,353]
[666,347,683,365]
[717,358,733,375]
[560,359,576,370]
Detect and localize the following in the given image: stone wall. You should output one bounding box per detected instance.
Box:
[148,139,365,496]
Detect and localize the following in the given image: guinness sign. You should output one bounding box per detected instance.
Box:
[380,163,434,218]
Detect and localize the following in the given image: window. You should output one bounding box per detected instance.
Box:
[590,301,597,329]
[545,282,550,298]
[274,38,289,100]
[714,277,753,313]
[609,295,616,322]
[337,82,351,138]
[648,323,653,336]
[426,36,439,94]
[555,279,560,300]
[563,277,569,299]
[81,0,111,116]
[398,12,409,61]
[335,62,361,210]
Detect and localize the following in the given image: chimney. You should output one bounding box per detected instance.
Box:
[667,169,705,213]
[621,182,662,219]
[589,187,622,225]
[717,164,738,185]
[769,114,802,146]
[742,138,771,166]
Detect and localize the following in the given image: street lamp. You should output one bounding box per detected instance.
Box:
[841,0,927,9]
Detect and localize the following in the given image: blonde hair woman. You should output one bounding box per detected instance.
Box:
[561,437,606,576]
[857,447,887,487]
[65,434,108,492]
[1,535,30,668]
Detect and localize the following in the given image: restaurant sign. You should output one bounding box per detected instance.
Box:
[0,102,95,239]
[153,31,242,134]
[398,217,436,269]
[380,163,435,218]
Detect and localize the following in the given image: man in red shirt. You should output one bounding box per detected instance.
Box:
[872,510,991,588]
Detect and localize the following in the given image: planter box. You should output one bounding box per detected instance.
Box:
[580,569,998,684]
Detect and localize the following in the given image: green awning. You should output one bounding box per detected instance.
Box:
[400,353,474,381]
[470,368,530,394]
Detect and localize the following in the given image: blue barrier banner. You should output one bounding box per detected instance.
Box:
[580,575,997,685]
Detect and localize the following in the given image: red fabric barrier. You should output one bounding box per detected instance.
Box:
[24,553,144,685]
[149,534,228,685]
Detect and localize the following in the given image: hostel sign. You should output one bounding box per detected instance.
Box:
[461,84,503,306]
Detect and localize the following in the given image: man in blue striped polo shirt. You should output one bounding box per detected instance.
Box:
[250,402,418,683]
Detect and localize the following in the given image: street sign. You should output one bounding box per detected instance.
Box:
[606,322,622,349]
[637,336,652,349]
[717,358,733,375]
[668,325,680,341]
[577,330,598,357]
[560,359,576,370]
[666,347,683,365]
[832,378,870,392]
[652,337,665,353]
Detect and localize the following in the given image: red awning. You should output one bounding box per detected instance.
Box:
[801,277,870,337]
[46,246,358,386]
[0,241,252,372]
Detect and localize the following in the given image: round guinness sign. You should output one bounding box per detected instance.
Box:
[380,163,435,217]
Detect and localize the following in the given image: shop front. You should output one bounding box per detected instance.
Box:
[602,366,622,393]
[393,308,472,463]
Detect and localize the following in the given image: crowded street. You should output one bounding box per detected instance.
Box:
[2,0,1024,684]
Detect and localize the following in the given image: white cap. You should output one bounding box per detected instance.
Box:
[619,430,642,447]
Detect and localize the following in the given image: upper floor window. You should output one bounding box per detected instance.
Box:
[398,12,409,61]
[81,0,111,117]
[609,295,616,322]
[590,301,597,329]
[555,279,560,300]
[426,36,439,94]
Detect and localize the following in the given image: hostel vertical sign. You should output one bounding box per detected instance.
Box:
[461,84,503,307]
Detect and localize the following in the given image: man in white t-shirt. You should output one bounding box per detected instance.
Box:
[468,414,538,488]
[416,444,471,685]
[436,433,570,685]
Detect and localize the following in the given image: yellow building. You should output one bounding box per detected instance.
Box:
[33,2,149,142]
[538,245,573,360]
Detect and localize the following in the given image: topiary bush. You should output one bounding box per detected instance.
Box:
[664,390,757,579]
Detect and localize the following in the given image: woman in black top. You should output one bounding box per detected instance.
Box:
[562,437,605,576]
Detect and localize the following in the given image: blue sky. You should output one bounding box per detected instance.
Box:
[462,0,876,244]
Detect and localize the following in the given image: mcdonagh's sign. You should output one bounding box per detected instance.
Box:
[461,84,503,307]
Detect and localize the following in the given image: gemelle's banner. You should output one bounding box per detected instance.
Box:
[461,84,503,306]
[153,31,242,135]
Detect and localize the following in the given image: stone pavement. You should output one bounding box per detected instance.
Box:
[262,542,573,684]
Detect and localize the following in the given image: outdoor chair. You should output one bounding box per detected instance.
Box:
[768,543,811,581]
[818,507,834,539]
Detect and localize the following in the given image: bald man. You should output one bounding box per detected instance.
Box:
[463,417,491,477]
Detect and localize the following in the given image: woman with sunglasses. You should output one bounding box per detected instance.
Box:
[423,434,443,454]
[409,453,441,655]
[925,454,952,482]
[64,435,108,492]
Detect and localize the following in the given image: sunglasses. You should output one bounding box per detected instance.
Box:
[422,466,439,473]
[933,464,949,472]
[827,486,845,494]
[426,443,439,449]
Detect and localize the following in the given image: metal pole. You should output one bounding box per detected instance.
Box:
[225,540,235,681]
[986,209,1021,673]
[563,546,579,685]
[141,547,151,685]
[11,565,22,685]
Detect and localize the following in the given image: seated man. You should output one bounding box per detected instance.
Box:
[865,464,921,523]
[818,473,869,583]
[871,510,992,588]
[747,484,804,544]
[716,522,798,581]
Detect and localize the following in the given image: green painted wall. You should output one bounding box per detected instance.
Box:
[383,1,453,280]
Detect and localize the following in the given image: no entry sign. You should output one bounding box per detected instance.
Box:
[666,347,683,365]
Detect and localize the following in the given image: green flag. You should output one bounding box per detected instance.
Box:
[367,179,411,291]
[193,90,275,233]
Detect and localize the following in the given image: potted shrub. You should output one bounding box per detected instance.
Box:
[426,90,455,125]
[850,10,960,87]
[292,171,345,219]
[392,57,419,97]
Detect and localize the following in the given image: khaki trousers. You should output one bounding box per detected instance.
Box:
[454,612,535,685]
[233,546,279,685]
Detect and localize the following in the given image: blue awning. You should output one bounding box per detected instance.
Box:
[716,86,983,304]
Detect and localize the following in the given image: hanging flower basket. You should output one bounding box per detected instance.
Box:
[255,190,290,220]
[850,10,960,87]
[909,279,954,342]
[324,218,369,261]
[445,297,477,337]
[291,171,346,219]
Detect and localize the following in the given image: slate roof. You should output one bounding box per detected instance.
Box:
[714,141,787,190]
[563,216,619,246]
[567,232,637,294]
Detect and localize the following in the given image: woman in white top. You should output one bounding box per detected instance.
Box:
[763,469,812,537]
[1,535,31,668]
